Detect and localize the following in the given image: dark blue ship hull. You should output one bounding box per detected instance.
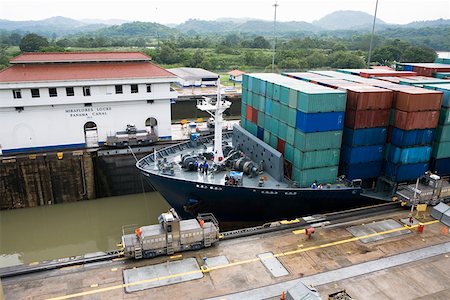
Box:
[141,171,380,222]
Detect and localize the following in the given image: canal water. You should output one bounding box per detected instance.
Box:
[0,192,170,267]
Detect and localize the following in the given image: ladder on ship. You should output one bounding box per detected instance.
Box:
[204,234,211,247]
[166,242,174,255]
[134,246,143,259]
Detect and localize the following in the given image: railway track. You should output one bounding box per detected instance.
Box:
[0,202,403,278]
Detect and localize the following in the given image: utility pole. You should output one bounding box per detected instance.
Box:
[367,0,379,68]
[271,2,279,73]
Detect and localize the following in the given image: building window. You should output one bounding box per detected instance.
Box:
[13,89,22,99]
[83,86,91,96]
[49,88,57,97]
[146,84,152,93]
[31,89,40,98]
[84,103,92,107]
[115,85,123,94]
[131,84,138,93]
[66,87,74,97]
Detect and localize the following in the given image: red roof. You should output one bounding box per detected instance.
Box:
[10,52,151,64]
[227,70,245,76]
[0,62,176,83]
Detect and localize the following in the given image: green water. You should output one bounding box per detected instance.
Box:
[0,192,170,267]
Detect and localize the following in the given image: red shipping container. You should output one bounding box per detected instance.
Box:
[246,105,253,121]
[394,110,440,130]
[395,89,443,112]
[252,107,258,124]
[345,86,393,110]
[277,138,286,154]
[345,109,390,129]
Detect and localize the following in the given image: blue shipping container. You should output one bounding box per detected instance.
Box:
[343,127,387,146]
[257,126,264,140]
[341,161,383,180]
[341,145,384,164]
[384,161,429,182]
[431,157,450,176]
[391,128,434,147]
[388,145,432,164]
[296,111,344,133]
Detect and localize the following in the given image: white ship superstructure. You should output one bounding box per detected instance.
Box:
[0,52,177,154]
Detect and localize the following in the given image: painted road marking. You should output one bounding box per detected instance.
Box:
[293,229,306,235]
[47,220,439,300]
[170,254,183,259]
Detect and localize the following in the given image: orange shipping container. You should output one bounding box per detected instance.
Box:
[344,86,393,110]
[395,89,443,112]
[246,105,253,121]
[394,110,440,130]
[345,109,390,129]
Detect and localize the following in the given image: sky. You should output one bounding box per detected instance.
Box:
[0,0,449,25]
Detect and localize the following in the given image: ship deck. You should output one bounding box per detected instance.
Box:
[4,207,450,299]
[137,132,350,191]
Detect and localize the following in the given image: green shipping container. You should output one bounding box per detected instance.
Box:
[287,107,297,127]
[259,80,266,96]
[247,121,258,136]
[280,86,290,105]
[296,92,346,113]
[272,101,281,120]
[266,82,274,98]
[241,118,247,130]
[286,126,295,144]
[252,77,260,94]
[264,115,272,132]
[270,134,278,149]
[440,108,450,125]
[241,104,246,119]
[247,92,254,107]
[242,75,249,89]
[253,94,260,110]
[259,95,266,111]
[278,121,287,140]
[432,141,450,159]
[288,89,298,108]
[293,148,340,170]
[294,130,343,151]
[292,166,339,188]
[273,84,281,101]
[257,111,265,127]
[436,125,450,142]
[271,118,279,135]
[264,130,271,145]
[280,104,288,120]
[284,143,294,162]
[242,89,248,104]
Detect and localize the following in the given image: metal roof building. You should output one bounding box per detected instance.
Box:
[168,68,219,87]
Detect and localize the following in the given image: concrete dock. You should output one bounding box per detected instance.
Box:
[3,208,450,299]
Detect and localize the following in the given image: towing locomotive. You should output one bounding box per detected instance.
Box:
[121,209,220,259]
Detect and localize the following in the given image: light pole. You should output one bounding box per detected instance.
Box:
[367,0,379,68]
[271,2,279,73]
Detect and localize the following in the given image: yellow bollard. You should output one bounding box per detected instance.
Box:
[57,152,63,160]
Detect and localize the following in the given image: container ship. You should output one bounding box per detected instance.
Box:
[137,62,450,223]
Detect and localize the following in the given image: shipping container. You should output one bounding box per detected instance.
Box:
[423,84,450,107]
[391,128,434,147]
[263,130,271,145]
[241,104,246,119]
[345,109,390,129]
[287,107,297,127]
[284,143,294,162]
[246,121,258,136]
[242,89,248,104]
[288,89,298,108]
[251,107,258,124]
[264,115,272,132]
[280,86,290,105]
[435,125,450,142]
[432,141,450,159]
[388,145,432,164]
[297,91,347,113]
[272,101,281,119]
[259,80,266,96]
[344,86,393,110]
[286,126,295,144]
[269,134,277,149]
[384,161,429,182]
[258,95,265,111]
[294,130,343,151]
[270,118,279,135]
[430,157,450,176]
[278,122,287,140]
[440,108,450,125]
[280,104,288,120]
[292,165,339,187]
[252,77,260,94]
[266,82,274,98]
[342,127,387,146]
[395,89,442,112]
[277,138,286,154]
[394,110,439,130]
[257,111,265,128]
[273,84,281,101]
[341,145,385,164]
[245,105,253,122]
[296,111,344,133]
[242,74,249,89]
[341,161,383,180]
[294,148,340,170]
[265,98,272,114]
[257,126,264,140]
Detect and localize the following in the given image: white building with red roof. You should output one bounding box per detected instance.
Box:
[227,70,245,82]
[0,52,177,154]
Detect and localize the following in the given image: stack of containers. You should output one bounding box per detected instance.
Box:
[241,73,347,187]
[423,84,450,175]
[337,85,393,180]
[384,86,443,181]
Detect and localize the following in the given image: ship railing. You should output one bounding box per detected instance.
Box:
[136,131,234,171]
[197,213,219,228]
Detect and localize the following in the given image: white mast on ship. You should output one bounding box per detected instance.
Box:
[196,78,231,164]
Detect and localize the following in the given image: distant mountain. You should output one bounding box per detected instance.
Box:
[0,16,107,37]
[94,21,179,38]
[176,19,319,35]
[313,10,386,30]
[402,18,450,28]
[80,18,129,26]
